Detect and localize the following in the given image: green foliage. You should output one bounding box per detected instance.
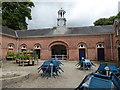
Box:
[6,52,15,57]
[94,16,116,26]
[2,2,34,30]
[52,27,57,29]
[0,1,2,25]
[116,12,120,18]
[94,11,120,26]
[0,1,1,7]
[6,50,39,60]
[19,54,25,60]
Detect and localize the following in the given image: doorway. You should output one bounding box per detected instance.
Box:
[51,45,67,60]
[34,49,40,59]
[118,48,120,61]
[97,48,105,61]
[79,49,86,60]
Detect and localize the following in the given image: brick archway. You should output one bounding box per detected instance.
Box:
[116,40,120,61]
[48,41,69,60]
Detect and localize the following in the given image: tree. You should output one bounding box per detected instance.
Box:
[0,1,2,25]
[94,16,116,26]
[116,12,120,18]
[2,2,34,30]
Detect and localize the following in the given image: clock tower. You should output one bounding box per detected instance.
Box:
[57,8,66,27]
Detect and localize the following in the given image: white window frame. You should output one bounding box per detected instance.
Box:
[21,45,27,49]
[34,45,40,49]
[8,44,14,49]
[79,44,86,48]
[97,44,104,48]
[117,42,120,47]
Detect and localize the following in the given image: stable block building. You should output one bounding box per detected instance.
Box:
[0,8,120,61]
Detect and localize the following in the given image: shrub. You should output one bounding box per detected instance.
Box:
[6,52,15,57]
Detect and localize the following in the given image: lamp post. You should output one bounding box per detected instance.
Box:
[50,63,53,78]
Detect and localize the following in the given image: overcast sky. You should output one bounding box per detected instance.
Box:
[27,0,120,30]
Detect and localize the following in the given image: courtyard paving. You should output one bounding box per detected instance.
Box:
[2,60,100,88]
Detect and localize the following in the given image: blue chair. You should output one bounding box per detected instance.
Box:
[38,58,64,78]
[75,73,93,90]
[111,74,120,90]
[112,72,120,78]
[95,63,108,75]
[75,59,84,67]
[88,77,113,90]
[108,64,119,72]
[75,72,111,90]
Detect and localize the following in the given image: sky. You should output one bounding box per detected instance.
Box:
[27,0,120,30]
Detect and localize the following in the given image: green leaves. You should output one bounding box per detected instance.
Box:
[2,2,34,30]
[94,12,120,26]
[116,12,120,18]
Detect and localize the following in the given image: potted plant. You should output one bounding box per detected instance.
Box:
[34,55,38,60]
[19,54,25,60]
[28,54,32,60]
[6,52,15,60]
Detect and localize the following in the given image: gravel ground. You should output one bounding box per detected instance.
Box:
[2,60,99,88]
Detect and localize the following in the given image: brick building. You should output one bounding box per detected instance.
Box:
[0,8,120,61]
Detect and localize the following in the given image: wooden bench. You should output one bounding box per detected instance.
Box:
[18,59,38,66]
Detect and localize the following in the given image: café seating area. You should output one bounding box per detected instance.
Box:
[37,58,64,78]
[75,63,120,90]
[75,57,95,70]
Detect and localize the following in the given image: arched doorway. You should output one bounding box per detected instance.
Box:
[117,41,120,61]
[51,45,67,60]
[79,44,86,60]
[97,43,105,61]
[118,48,120,61]
[34,44,41,59]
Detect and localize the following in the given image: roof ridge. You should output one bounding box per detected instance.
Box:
[67,25,113,29]
[16,28,53,32]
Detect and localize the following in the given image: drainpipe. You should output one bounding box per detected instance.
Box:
[15,31,19,53]
[110,34,113,60]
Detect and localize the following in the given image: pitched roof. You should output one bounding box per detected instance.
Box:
[66,25,114,35]
[17,28,54,37]
[1,25,114,38]
[1,26,17,37]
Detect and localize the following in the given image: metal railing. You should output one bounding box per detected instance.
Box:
[51,55,67,60]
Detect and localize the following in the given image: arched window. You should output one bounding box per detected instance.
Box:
[8,44,14,49]
[79,44,86,48]
[117,41,120,47]
[116,25,119,36]
[97,43,104,48]
[21,44,27,52]
[34,44,41,49]
[117,41,120,61]
[21,45,27,49]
